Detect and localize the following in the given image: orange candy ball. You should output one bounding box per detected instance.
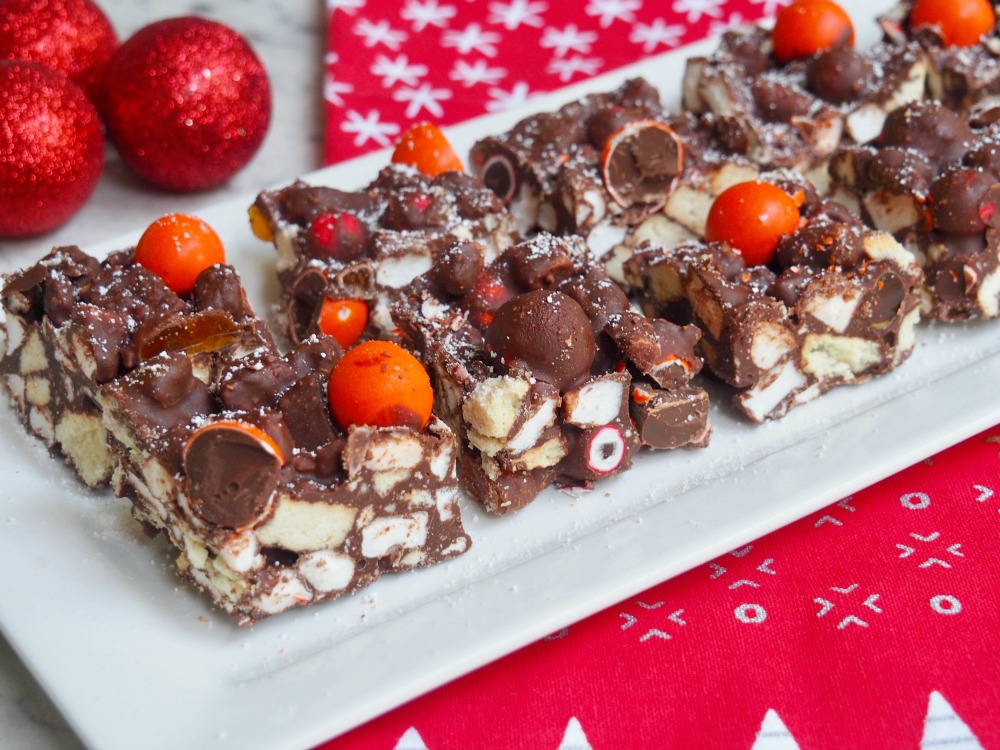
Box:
[772,0,855,62]
[705,181,802,267]
[391,121,464,177]
[134,213,226,294]
[327,340,434,431]
[318,298,368,348]
[911,0,996,47]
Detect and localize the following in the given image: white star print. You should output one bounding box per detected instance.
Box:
[672,0,726,22]
[487,0,548,30]
[629,18,686,51]
[400,0,457,32]
[540,24,597,57]
[750,0,791,16]
[547,55,603,82]
[341,109,401,148]
[442,23,502,57]
[324,73,354,107]
[709,12,747,35]
[486,81,534,111]
[327,0,365,15]
[393,83,453,118]
[371,54,428,88]
[353,18,408,50]
[450,59,508,87]
[586,0,642,27]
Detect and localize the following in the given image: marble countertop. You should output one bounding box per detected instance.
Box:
[1,2,325,748]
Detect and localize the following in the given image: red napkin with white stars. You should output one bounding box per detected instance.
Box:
[321,2,1000,748]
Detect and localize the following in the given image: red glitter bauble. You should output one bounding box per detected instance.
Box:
[0,0,119,103]
[100,17,272,192]
[0,61,105,238]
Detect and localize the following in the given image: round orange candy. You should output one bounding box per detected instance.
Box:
[134,213,225,294]
[391,121,464,177]
[704,181,802,267]
[772,0,855,62]
[327,340,434,430]
[318,298,368,348]
[911,0,996,46]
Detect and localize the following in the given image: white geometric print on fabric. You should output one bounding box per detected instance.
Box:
[557,716,593,750]
[751,709,801,750]
[920,692,984,750]
[393,726,429,750]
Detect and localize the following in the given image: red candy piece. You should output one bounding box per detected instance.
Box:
[134,213,226,294]
[705,182,802,267]
[327,340,434,431]
[318,298,369,348]
[911,0,996,47]
[308,211,368,261]
[391,122,464,177]
[772,0,855,62]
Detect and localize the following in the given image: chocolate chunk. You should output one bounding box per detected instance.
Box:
[285,267,327,343]
[864,147,934,195]
[69,305,126,383]
[864,270,906,326]
[218,350,296,412]
[192,265,255,321]
[776,218,865,270]
[878,101,973,167]
[284,335,342,379]
[278,373,338,450]
[505,239,576,291]
[459,451,553,515]
[433,241,485,297]
[752,79,814,123]
[183,422,282,529]
[111,353,213,434]
[485,290,595,390]
[630,382,711,450]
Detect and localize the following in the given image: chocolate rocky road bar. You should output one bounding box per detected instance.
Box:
[0,246,469,624]
[392,232,711,514]
[619,172,924,422]
[250,163,519,346]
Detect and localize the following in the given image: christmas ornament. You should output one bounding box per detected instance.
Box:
[0,0,119,103]
[100,17,271,192]
[0,60,105,237]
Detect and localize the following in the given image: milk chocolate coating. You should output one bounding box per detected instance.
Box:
[805,46,870,104]
[485,289,596,390]
[928,168,994,236]
[602,120,683,207]
[878,101,973,167]
[183,424,281,529]
[434,241,485,297]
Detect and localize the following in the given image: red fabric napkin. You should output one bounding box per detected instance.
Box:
[321,426,1000,749]
[321,2,1000,748]
[323,0,775,164]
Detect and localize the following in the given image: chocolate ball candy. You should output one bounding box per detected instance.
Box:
[929,167,994,235]
[485,290,595,390]
[805,46,870,104]
[878,101,973,167]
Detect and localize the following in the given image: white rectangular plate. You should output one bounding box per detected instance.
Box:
[3,4,1000,749]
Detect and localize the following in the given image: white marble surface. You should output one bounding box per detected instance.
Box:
[0,2,326,748]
